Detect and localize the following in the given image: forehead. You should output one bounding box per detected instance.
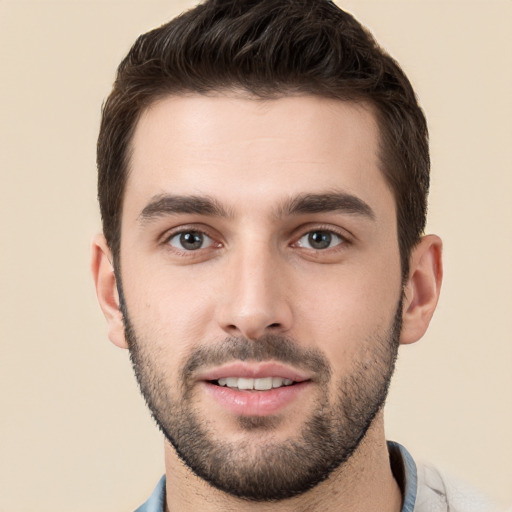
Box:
[125,93,392,219]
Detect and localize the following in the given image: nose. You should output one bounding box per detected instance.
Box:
[216,244,293,340]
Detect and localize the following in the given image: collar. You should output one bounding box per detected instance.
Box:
[133,474,166,512]
[135,442,418,512]
[388,441,418,512]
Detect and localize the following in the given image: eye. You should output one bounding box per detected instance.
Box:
[296,230,345,250]
[167,230,214,251]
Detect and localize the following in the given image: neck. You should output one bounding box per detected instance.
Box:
[163,412,402,512]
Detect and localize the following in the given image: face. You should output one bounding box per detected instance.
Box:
[118,94,404,500]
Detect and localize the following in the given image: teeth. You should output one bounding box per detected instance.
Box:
[237,377,253,390]
[274,377,292,387]
[225,377,238,388]
[217,377,294,390]
[254,377,273,390]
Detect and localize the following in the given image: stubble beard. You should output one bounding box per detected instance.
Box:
[120,293,402,502]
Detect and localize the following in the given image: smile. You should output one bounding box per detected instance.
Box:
[215,377,295,391]
[197,362,313,415]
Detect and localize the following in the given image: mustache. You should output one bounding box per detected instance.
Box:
[181,334,332,383]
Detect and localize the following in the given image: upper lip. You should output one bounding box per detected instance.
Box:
[196,362,312,382]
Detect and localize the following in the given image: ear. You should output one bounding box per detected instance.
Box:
[91,234,128,349]
[400,234,443,345]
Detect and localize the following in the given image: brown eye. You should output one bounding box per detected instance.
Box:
[168,231,213,251]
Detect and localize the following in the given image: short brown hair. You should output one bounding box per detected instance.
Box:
[97,0,429,278]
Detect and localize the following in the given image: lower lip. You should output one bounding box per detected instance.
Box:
[202,381,311,416]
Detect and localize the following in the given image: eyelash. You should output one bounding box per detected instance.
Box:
[294,230,347,251]
[291,224,351,252]
[161,224,352,255]
[162,226,222,255]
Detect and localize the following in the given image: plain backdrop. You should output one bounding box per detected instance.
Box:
[0,1,510,511]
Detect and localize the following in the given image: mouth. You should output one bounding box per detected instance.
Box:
[198,363,312,416]
[211,376,295,391]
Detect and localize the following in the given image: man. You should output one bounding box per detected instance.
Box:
[91,1,496,511]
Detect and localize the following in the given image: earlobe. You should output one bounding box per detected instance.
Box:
[91,234,129,349]
[400,234,443,345]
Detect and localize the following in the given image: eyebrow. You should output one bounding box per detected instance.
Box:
[279,192,375,220]
[138,194,232,223]
[137,191,375,224]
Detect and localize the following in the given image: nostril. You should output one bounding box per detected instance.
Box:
[268,323,281,329]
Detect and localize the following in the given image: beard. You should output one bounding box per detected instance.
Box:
[120,291,402,502]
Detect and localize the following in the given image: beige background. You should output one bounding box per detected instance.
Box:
[0,1,510,510]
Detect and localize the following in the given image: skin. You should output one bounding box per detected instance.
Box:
[92,94,442,511]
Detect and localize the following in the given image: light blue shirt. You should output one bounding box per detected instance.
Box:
[134,474,166,512]
[134,442,495,512]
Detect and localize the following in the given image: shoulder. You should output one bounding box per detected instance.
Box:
[415,462,499,512]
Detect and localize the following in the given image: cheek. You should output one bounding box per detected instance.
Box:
[121,261,218,358]
[292,259,402,366]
